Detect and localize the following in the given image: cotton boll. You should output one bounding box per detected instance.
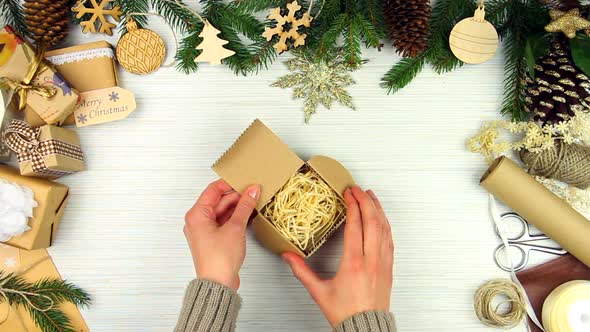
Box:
[0,210,28,236]
[0,180,37,241]
[0,182,26,210]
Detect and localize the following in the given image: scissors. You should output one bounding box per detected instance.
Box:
[494,213,567,272]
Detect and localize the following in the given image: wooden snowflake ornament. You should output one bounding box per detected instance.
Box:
[262,1,312,53]
[73,0,122,36]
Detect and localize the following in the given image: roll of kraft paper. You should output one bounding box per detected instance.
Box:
[542,281,590,332]
[481,156,590,269]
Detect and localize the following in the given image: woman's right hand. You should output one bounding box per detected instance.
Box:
[282,186,394,327]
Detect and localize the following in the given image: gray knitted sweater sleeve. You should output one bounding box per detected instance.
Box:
[175,279,396,332]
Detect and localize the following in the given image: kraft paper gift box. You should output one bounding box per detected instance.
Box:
[0,247,89,331]
[0,86,17,162]
[45,41,119,126]
[0,26,79,127]
[3,120,85,179]
[213,119,355,257]
[0,165,69,250]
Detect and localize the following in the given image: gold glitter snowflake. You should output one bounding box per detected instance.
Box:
[271,52,356,123]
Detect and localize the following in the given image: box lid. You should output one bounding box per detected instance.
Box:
[213,119,304,210]
[307,155,354,198]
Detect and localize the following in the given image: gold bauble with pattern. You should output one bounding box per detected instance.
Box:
[116,18,166,75]
[449,5,498,64]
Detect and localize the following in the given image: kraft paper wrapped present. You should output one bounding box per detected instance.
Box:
[0,86,17,162]
[45,41,136,127]
[3,120,85,179]
[213,119,355,257]
[0,165,69,250]
[0,26,79,127]
[0,247,89,331]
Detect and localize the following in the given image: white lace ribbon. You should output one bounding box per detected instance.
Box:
[489,194,545,331]
[46,48,114,66]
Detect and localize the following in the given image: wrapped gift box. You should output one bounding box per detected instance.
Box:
[0,247,89,331]
[3,120,85,178]
[0,26,79,127]
[0,86,16,161]
[0,165,69,250]
[213,119,355,257]
[45,41,118,125]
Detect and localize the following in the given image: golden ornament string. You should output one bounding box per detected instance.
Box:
[474,279,527,329]
[262,168,345,253]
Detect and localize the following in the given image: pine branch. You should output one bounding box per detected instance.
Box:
[343,16,362,65]
[355,14,383,49]
[115,0,150,31]
[0,272,91,332]
[380,55,426,94]
[360,0,386,42]
[150,0,200,33]
[426,0,476,73]
[232,0,282,13]
[0,0,27,35]
[176,29,203,74]
[316,14,349,59]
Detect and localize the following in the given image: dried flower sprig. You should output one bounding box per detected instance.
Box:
[467,111,590,162]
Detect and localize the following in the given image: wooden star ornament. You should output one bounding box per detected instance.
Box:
[544,9,590,39]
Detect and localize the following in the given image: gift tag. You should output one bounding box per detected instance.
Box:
[74,87,136,127]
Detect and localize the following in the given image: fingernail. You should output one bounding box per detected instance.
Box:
[367,189,376,198]
[281,253,290,263]
[247,185,260,200]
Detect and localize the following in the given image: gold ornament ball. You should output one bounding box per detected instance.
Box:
[449,8,499,64]
[116,19,166,75]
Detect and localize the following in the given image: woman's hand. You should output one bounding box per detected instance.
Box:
[184,179,260,291]
[282,186,394,327]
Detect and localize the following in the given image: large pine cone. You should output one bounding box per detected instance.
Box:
[384,0,431,58]
[525,42,590,124]
[24,0,71,48]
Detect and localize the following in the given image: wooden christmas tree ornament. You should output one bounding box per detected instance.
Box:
[449,3,498,64]
[194,20,235,65]
[116,17,166,75]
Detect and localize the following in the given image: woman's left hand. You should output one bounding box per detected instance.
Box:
[184,179,260,291]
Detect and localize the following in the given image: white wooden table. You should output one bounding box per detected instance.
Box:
[9,22,547,332]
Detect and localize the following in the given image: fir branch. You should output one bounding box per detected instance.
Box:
[316,14,349,59]
[0,0,27,35]
[150,0,200,33]
[176,29,203,74]
[0,272,91,332]
[343,16,362,65]
[232,0,282,13]
[355,14,382,49]
[360,0,385,40]
[426,0,476,73]
[115,0,150,31]
[380,55,426,94]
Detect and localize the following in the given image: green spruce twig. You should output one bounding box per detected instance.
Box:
[380,55,426,94]
[115,0,150,32]
[0,272,91,332]
[0,0,27,36]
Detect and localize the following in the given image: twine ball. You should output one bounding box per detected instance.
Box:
[520,140,590,189]
[474,279,526,329]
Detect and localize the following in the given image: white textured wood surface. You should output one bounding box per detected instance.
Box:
[4,19,555,332]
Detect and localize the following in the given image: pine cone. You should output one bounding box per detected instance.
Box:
[384,0,431,58]
[525,41,590,124]
[24,0,71,48]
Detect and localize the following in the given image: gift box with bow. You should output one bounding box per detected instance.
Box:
[0,165,69,250]
[0,86,16,162]
[3,120,85,179]
[0,26,79,127]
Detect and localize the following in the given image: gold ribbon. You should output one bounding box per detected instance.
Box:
[1,49,57,111]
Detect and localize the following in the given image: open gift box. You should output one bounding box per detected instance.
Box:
[0,165,69,250]
[213,119,355,257]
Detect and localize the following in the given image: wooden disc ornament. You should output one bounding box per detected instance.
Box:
[449,3,499,64]
[116,18,166,75]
